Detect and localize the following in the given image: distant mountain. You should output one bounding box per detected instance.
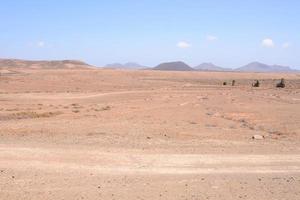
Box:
[124,62,148,69]
[105,62,147,69]
[237,62,297,72]
[152,61,195,71]
[0,58,93,69]
[195,63,231,71]
[104,63,124,68]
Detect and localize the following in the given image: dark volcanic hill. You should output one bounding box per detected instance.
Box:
[0,58,93,69]
[195,63,231,71]
[236,62,296,72]
[152,61,194,71]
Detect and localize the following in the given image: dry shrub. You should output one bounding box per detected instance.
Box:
[0,111,63,120]
[101,106,111,111]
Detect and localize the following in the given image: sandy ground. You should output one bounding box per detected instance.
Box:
[0,69,300,199]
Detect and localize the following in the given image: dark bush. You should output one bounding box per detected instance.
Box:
[252,80,260,87]
[276,78,285,88]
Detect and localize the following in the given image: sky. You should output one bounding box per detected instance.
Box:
[1,0,300,68]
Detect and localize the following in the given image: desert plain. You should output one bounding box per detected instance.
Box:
[0,68,300,199]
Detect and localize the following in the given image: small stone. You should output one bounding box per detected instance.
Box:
[252,135,264,140]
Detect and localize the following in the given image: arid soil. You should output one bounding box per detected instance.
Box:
[1,69,300,199]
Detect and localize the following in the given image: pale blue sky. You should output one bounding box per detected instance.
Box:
[1,0,299,68]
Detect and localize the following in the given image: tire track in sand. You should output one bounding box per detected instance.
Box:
[1,145,300,174]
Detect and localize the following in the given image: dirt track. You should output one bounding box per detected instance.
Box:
[1,145,300,174]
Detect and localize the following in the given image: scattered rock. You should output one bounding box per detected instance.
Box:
[205,124,217,128]
[276,78,285,88]
[206,112,213,116]
[252,80,260,87]
[232,80,236,86]
[252,135,264,140]
[180,102,189,106]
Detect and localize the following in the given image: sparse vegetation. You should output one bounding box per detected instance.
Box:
[0,111,63,120]
[94,106,111,111]
[101,106,111,111]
